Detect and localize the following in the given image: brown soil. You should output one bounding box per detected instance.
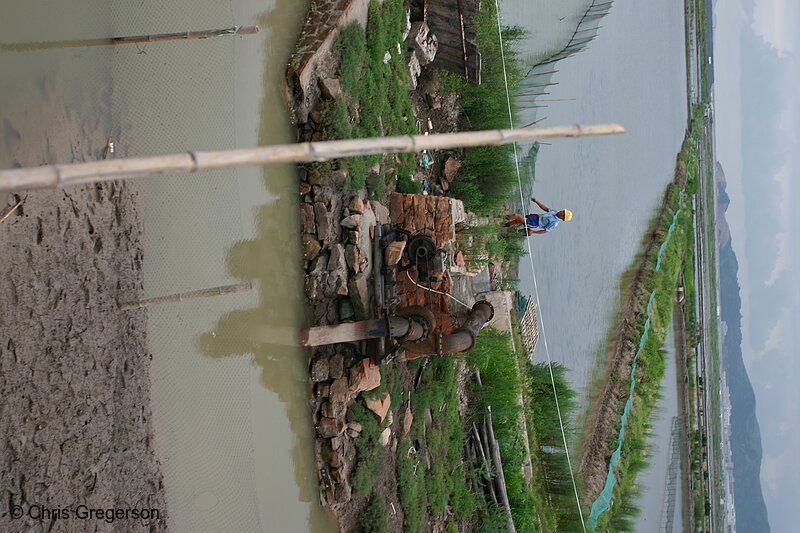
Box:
[578,148,689,503]
[1,98,167,531]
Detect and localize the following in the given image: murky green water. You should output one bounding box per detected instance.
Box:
[502,0,688,398]
[1,1,335,531]
[500,0,689,525]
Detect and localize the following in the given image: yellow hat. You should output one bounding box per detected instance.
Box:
[562,209,573,221]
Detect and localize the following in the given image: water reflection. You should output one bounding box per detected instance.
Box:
[0,38,115,52]
[508,0,688,397]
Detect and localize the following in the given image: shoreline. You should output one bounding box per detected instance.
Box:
[0,182,169,533]
[0,87,168,531]
[579,139,693,525]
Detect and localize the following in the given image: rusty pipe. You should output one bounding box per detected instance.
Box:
[299,316,410,347]
[403,300,494,357]
[298,305,436,347]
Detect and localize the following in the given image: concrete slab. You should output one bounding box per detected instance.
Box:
[475,291,515,333]
[358,207,377,278]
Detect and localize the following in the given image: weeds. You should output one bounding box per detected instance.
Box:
[396,357,479,531]
[360,495,389,533]
[351,401,388,498]
[446,1,526,214]
[325,0,418,195]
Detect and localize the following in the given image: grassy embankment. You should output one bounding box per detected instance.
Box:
[349,308,584,533]
[587,130,700,531]
[468,327,582,532]
[323,0,419,196]
[361,325,584,533]
[443,1,526,216]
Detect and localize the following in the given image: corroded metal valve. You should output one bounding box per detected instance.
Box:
[298,301,494,358]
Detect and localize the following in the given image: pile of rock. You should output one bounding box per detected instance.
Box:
[299,167,399,508]
[300,168,390,325]
[310,346,400,507]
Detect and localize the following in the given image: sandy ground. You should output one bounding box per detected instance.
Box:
[0,98,167,531]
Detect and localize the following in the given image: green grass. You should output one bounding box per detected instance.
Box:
[444,0,526,214]
[468,328,582,532]
[396,357,479,532]
[350,400,389,498]
[324,0,418,196]
[360,495,389,533]
[524,362,584,531]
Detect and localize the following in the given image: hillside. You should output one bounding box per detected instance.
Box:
[716,169,771,532]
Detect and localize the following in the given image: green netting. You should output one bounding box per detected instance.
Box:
[587,190,685,530]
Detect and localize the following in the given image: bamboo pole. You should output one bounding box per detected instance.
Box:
[485,406,517,533]
[119,282,252,310]
[471,423,499,505]
[0,123,624,193]
[111,26,259,44]
[0,26,259,53]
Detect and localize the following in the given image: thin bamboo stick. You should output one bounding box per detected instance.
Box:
[485,406,517,533]
[119,282,252,310]
[111,26,259,44]
[0,26,259,53]
[0,123,624,193]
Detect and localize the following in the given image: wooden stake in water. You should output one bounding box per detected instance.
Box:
[119,282,252,310]
[0,26,260,52]
[110,25,259,45]
[0,123,625,193]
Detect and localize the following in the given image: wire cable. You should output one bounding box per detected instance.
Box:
[405,271,472,309]
[491,2,587,530]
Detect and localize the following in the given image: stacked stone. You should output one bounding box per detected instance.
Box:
[299,169,382,326]
[289,0,355,85]
[388,193,459,334]
[309,346,382,506]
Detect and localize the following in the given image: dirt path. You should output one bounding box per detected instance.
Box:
[1,99,167,531]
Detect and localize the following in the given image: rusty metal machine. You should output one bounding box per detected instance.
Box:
[298,301,494,358]
[297,222,494,361]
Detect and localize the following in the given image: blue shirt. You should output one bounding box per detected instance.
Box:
[526,210,560,232]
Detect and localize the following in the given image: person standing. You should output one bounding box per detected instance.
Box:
[505,197,572,235]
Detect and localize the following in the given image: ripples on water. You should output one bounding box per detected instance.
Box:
[501,0,688,399]
[1,0,335,531]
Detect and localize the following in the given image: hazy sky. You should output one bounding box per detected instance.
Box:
[713,0,799,531]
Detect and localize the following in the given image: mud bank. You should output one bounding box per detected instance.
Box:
[0,182,168,533]
[1,103,167,531]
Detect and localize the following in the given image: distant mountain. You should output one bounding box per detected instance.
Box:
[715,162,731,247]
[715,169,771,532]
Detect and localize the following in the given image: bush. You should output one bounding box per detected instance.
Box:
[450,2,526,213]
[360,496,389,533]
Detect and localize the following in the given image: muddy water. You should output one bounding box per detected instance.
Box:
[500,0,688,398]
[1,1,336,532]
